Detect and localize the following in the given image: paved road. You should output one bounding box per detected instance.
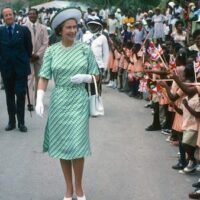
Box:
[0,82,199,200]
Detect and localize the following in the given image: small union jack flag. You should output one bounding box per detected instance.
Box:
[139,79,147,92]
[147,42,163,61]
[169,54,176,69]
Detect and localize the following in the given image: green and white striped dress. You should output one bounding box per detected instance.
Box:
[39,41,99,160]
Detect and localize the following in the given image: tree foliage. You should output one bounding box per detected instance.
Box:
[2,0,163,12]
[78,0,161,12]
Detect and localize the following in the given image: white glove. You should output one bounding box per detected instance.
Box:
[35,89,45,117]
[70,74,92,84]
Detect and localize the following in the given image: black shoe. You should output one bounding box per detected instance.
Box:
[145,125,161,131]
[5,124,16,131]
[18,124,27,132]
[192,182,200,188]
[172,162,186,170]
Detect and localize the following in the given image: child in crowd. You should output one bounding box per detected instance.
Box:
[173,65,198,173]
[159,49,188,170]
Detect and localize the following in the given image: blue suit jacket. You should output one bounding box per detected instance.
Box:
[0,24,32,78]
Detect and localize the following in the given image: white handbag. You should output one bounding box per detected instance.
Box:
[89,75,104,117]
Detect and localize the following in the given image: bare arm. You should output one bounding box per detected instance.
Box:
[171,74,197,96]
[185,104,200,118]
[159,81,180,102]
[37,77,49,91]
[183,99,200,118]
[173,103,183,115]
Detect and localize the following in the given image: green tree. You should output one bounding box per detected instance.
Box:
[3,0,164,12]
[78,0,161,12]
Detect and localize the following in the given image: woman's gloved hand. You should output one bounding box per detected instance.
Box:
[35,89,45,117]
[70,74,93,84]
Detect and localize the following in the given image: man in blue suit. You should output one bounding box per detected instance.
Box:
[0,7,32,132]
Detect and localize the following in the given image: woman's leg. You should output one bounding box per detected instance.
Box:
[60,159,74,198]
[72,158,84,197]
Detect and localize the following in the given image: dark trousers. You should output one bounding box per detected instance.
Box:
[2,73,27,126]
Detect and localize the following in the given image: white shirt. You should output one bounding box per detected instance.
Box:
[132,28,145,44]
[174,6,183,16]
[136,13,144,22]
[115,12,123,28]
[108,18,117,34]
[83,31,109,70]
[83,31,93,45]
[91,34,109,70]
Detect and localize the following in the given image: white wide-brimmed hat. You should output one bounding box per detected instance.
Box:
[51,7,82,29]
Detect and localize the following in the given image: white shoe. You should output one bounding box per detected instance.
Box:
[106,81,113,87]
[77,195,86,200]
[183,160,197,173]
[166,136,171,142]
[63,197,72,200]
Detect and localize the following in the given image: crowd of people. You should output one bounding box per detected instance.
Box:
[2,0,200,199]
[93,1,200,199]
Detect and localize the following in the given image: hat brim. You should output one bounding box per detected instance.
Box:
[87,20,102,27]
[51,7,82,30]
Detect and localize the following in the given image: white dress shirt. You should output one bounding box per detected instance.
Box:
[83,31,109,70]
[91,34,109,70]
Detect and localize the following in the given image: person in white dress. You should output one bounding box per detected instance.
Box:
[152,7,166,42]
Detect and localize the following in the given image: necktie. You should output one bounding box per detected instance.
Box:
[8,26,12,40]
[32,24,36,35]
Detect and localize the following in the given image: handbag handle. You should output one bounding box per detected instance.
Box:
[91,75,99,96]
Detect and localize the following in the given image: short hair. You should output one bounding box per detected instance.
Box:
[175,20,184,28]
[1,7,14,18]
[173,42,183,54]
[193,29,200,39]
[54,21,64,36]
[28,8,38,15]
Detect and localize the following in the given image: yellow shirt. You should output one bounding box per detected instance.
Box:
[123,17,135,25]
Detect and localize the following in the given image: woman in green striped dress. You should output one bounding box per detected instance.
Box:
[35,8,99,200]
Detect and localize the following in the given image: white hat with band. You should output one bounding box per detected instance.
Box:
[51,7,82,30]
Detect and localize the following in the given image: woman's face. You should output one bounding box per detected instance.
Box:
[60,19,77,42]
[176,23,183,32]
[155,9,160,15]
